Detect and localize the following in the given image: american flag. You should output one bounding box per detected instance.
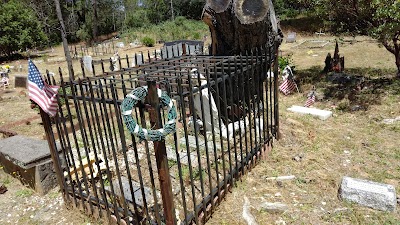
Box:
[279,78,297,95]
[304,92,316,107]
[28,60,59,117]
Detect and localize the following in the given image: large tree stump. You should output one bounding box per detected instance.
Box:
[202,0,281,55]
[202,0,282,124]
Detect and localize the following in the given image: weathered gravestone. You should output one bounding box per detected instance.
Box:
[286,32,296,43]
[0,135,59,195]
[14,75,27,88]
[339,176,397,211]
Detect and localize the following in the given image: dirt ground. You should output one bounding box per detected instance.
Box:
[1,34,399,224]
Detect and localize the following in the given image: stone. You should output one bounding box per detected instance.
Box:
[286,32,296,43]
[339,176,397,211]
[0,135,59,194]
[116,42,125,48]
[287,105,332,120]
[259,202,288,213]
[382,116,400,124]
[243,196,258,225]
[82,56,93,72]
[14,75,27,88]
[105,176,159,208]
[266,175,296,181]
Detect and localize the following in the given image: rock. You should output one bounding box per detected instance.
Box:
[382,116,400,124]
[266,175,296,181]
[292,153,304,162]
[339,176,397,211]
[287,105,332,120]
[0,183,7,194]
[259,202,288,213]
[242,196,258,225]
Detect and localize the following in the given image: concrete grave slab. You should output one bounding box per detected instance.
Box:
[287,105,332,120]
[339,176,397,211]
[0,135,59,194]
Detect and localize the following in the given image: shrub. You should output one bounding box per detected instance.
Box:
[141,37,155,47]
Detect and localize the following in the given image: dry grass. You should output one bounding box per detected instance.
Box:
[206,35,400,225]
[1,34,399,224]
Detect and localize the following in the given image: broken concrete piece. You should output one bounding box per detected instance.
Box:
[287,105,332,120]
[339,176,397,211]
[243,196,258,225]
[266,175,296,181]
[382,116,400,124]
[259,202,288,213]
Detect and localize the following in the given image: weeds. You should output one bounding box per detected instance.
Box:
[15,189,33,197]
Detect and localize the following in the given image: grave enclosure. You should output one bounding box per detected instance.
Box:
[41,41,280,224]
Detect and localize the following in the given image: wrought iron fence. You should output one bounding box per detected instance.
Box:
[42,42,279,224]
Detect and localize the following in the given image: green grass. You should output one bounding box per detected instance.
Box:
[15,189,34,197]
[121,17,208,43]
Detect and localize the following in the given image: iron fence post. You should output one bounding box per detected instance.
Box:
[39,109,66,198]
[273,39,280,140]
[147,80,176,225]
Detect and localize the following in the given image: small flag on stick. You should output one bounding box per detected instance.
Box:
[304,89,316,107]
[279,65,298,95]
[279,79,298,95]
[28,59,59,117]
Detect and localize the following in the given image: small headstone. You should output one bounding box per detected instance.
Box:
[116,42,125,48]
[14,75,28,88]
[339,176,397,211]
[82,55,93,72]
[286,32,296,43]
[287,105,332,120]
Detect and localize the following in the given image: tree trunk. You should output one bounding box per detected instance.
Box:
[202,0,281,122]
[202,0,281,56]
[396,52,400,78]
[54,0,74,80]
[92,0,98,42]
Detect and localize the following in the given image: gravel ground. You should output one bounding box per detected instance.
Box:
[0,169,98,225]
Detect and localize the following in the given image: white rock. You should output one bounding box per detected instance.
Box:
[243,196,258,225]
[259,202,288,213]
[339,176,397,211]
[266,175,296,181]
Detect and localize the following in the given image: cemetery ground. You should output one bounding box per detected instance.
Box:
[0,34,400,224]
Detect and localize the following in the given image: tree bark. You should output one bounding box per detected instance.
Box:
[54,0,74,80]
[92,0,98,42]
[202,0,281,55]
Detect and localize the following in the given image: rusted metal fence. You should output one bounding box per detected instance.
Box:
[79,43,205,77]
[42,41,279,224]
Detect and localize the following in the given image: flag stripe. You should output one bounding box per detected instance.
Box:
[279,79,297,95]
[304,95,316,107]
[28,60,59,117]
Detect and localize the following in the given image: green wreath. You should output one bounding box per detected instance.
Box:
[121,86,177,141]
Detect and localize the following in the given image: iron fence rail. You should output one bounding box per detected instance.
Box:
[43,42,279,225]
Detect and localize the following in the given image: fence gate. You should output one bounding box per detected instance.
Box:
[41,42,279,224]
